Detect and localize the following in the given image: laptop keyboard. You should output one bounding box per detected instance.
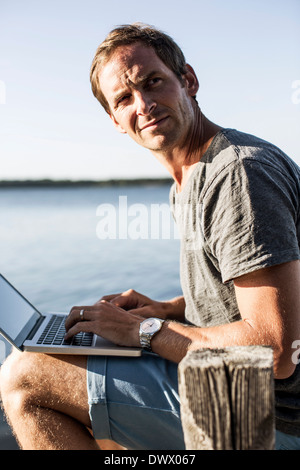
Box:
[37,314,94,347]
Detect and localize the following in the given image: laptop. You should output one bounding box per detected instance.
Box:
[0,274,141,357]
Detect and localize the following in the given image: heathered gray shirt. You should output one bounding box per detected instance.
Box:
[170,128,300,436]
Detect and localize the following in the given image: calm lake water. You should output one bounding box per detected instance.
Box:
[0,183,181,449]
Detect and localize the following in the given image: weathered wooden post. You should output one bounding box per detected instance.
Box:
[178,346,275,450]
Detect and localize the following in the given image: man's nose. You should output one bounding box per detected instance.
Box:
[135,91,156,116]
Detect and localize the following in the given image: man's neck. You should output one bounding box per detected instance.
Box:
[151,109,223,192]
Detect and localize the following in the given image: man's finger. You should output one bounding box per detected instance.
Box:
[65,306,91,331]
[98,293,121,303]
[64,320,93,341]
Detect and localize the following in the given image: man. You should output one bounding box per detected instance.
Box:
[1,23,300,450]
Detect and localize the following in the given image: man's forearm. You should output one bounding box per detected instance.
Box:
[151,318,291,379]
[154,319,256,361]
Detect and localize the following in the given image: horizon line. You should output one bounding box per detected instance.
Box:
[0,177,173,188]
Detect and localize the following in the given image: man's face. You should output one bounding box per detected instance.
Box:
[98,42,198,153]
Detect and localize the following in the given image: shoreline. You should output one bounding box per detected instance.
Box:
[0,178,173,189]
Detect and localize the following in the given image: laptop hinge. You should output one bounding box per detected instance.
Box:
[26,316,45,341]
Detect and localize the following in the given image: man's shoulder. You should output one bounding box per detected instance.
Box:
[215,128,283,157]
[169,128,299,206]
[201,128,274,168]
[206,128,299,178]
[220,128,268,145]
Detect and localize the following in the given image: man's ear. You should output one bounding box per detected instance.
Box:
[183,64,199,97]
[109,113,127,134]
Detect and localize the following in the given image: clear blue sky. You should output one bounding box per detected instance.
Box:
[0,0,299,180]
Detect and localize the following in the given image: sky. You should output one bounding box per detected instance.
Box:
[0,0,299,181]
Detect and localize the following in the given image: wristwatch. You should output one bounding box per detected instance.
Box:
[139,317,165,351]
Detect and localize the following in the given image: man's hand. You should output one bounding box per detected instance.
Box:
[98,289,185,321]
[64,300,142,347]
[64,290,185,349]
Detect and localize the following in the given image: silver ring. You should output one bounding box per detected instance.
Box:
[79,309,84,321]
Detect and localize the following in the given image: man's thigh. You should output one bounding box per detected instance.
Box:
[0,349,91,428]
[87,352,185,450]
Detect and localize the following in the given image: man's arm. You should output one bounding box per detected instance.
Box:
[151,260,300,379]
[65,260,300,380]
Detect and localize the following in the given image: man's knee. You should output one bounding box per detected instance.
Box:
[1,350,89,418]
[0,349,46,411]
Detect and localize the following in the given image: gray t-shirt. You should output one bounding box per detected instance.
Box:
[170,128,300,436]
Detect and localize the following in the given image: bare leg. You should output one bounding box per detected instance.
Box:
[0,349,123,450]
[97,439,126,450]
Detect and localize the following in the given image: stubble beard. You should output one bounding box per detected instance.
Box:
[137,111,192,154]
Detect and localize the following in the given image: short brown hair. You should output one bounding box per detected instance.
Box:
[90,23,187,113]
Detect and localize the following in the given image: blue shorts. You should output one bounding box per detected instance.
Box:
[86,352,185,450]
[87,352,300,450]
[276,430,300,450]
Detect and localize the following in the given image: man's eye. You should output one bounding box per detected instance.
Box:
[148,78,161,87]
[117,95,130,106]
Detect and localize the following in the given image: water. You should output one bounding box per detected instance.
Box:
[0,183,181,449]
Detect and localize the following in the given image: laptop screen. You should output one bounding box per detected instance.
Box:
[0,275,41,347]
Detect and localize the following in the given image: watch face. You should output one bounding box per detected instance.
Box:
[142,318,161,333]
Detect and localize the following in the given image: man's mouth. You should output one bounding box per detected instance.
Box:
[139,116,169,132]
